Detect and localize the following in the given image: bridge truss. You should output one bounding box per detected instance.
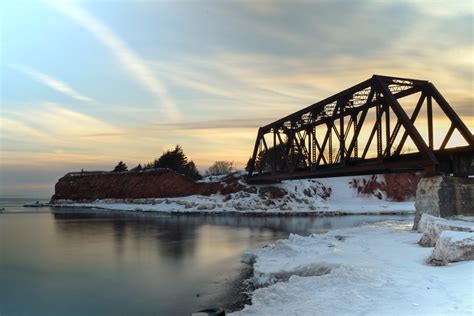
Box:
[247,75,473,183]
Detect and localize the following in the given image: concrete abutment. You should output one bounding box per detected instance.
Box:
[414,176,474,229]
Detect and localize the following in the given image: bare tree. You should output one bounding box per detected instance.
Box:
[206,161,233,176]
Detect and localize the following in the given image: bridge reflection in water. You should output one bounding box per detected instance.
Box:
[248,75,473,183]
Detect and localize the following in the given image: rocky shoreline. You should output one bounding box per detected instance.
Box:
[46,202,414,217]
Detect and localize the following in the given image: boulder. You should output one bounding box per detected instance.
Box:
[430,231,474,266]
[259,186,287,199]
[417,213,448,233]
[418,214,473,247]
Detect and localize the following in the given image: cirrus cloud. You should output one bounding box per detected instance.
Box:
[10,64,92,102]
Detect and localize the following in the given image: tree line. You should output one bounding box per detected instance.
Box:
[112,145,234,180]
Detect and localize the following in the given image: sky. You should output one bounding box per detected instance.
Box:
[0,0,473,197]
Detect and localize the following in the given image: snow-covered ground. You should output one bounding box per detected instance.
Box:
[53,176,415,215]
[235,218,474,315]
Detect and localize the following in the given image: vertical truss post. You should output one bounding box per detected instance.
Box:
[385,104,390,156]
[427,95,434,149]
[376,103,383,158]
[272,130,277,175]
[353,114,358,158]
[340,101,345,163]
[328,129,333,164]
[289,129,295,173]
[312,128,317,166]
[307,128,312,166]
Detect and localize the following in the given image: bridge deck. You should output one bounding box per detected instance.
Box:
[247,146,473,183]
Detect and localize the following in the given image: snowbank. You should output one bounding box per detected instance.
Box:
[53,175,415,215]
[234,220,473,315]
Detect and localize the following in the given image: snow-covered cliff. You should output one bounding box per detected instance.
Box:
[52,173,418,215]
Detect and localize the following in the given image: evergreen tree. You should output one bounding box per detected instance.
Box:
[130,164,143,172]
[255,143,287,172]
[113,161,128,172]
[150,145,201,180]
[143,162,154,169]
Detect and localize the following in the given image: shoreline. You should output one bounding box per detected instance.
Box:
[42,203,415,217]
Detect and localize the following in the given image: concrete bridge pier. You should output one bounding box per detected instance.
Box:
[413,176,474,229]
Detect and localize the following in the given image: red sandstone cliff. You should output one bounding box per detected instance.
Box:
[50,169,242,203]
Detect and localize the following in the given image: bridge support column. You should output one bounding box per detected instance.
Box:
[413,176,474,229]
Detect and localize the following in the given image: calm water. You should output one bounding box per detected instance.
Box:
[0,198,411,315]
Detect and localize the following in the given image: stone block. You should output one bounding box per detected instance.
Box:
[430,231,474,265]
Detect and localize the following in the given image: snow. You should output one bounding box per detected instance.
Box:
[53,175,415,215]
[234,220,473,315]
[197,171,247,183]
[439,230,474,243]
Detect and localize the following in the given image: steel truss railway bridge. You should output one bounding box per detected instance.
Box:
[247,75,473,183]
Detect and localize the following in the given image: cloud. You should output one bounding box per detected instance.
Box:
[10,64,92,102]
[149,117,275,130]
[48,0,179,119]
[236,0,282,15]
[388,0,473,17]
[0,102,123,151]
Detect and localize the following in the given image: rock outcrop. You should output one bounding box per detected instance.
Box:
[351,173,422,201]
[50,169,242,203]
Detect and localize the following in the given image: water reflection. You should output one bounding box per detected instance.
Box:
[0,210,411,315]
[48,211,293,314]
[53,210,411,236]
